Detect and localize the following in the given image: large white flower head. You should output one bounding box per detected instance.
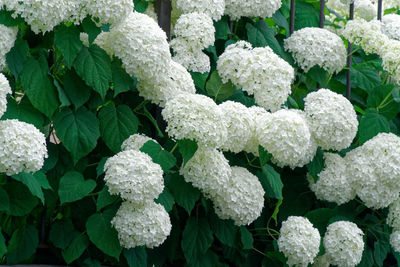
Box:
[256,109,317,169]
[121,134,158,151]
[278,216,321,267]
[176,0,225,21]
[162,93,228,147]
[104,150,164,203]
[111,201,171,249]
[308,153,356,205]
[173,12,215,50]
[243,106,269,156]
[387,198,400,229]
[391,230,400,253]
[354,0,377,21]
[180,146,231,198]
[82,0,134,27]
[224,0,282,20]
[217,42,294,111]
[345,133,400,209]
[0,74,11,118]
[170,38,211,73]
[137,60,196,107]
[381,39,400,82]
[0,24,18,71]
[0,119,47,175]
[324,221,364,267]
[284,27,347,74]
[382,14,400,41]
[108,12,171,81]
[212,166,265,226]
[304,89,358,151]
[218,101,253,153]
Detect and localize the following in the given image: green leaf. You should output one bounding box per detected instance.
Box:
[99,105,139,153]
[190,71,209,90]
[295,1,319,30]
[258,145,272,167]
[81,17,101,44]
[307,65,330,86]
[34,171,52,190]
[2,96,45,130]
[96,186,118,211]
[140,141,177,172]
[6,225,39,264]
[257,164,283,199]
[168,174,200,214]
[209,215,238,247]
[273,11,289,34]
[6,39,29,79]
[240,226,254,250]
[182,217,214,263]
[62,234,89,264]
[367,84,400,120]
[58,171,96,204]
[4,182,38,216]
[124,247,147,267]
[54,79,71,108]
[271,199,283,224]
[0,187,9,212]
[134,0,149,13]
[206,71,235,101]
[359,247,374,267]
[49,220,79,249]
[359,109,390,145]
[350,64,381,92]
[306,148,325,183]
[63,70,91,109]
[306,208,338,234]
[73,45,112,99]
[214,18,231,40]
[0,230,6,258]
[53,107,100,163]
[86,212,122,259]
[0,9,24,26]
[96,157,108,177]
[54,24,83,67]
[20,56,60,118]
[374,238,390,266]
[155,187,175,212]
[12,172,45,204]
[112,59,135,97]
[178,139,198,167]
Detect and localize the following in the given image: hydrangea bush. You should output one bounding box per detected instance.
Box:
[0,0,400,266]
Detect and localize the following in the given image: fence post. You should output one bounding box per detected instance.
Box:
[290,0,295,34]
[346,3,354,100]
[377,0,383,21]
[319,0,325,28]
[155,0,172,40]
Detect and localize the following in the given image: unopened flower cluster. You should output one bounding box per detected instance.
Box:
[224,0,282,20]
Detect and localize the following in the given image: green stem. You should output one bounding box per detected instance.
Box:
[170,143,178,154]
[143,107,164,138]
[252,247,267,257]
[134,100,149,112]
[347,46,361,56]
[377,85,397,110]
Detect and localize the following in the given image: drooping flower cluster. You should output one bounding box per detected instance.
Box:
[175,0,225,21]
[217,41,295,111]
[0,119,48,175]
[278,216,321,267]
[382,14,400,41]
[224,0,282,20]
[0,24,18,71]
[0,73,11,118]
[284,27,347,74]
[121,134,158,152]
[323,221,364,267]
[304,89,358,151]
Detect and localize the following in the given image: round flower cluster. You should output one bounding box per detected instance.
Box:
[0,119,48,175]
[0,24,18,71]
[243,106,269,156]
[83,0,134,27]
[278,216,321,267]
[137,60,196,107]
[121,134,158,152]
[162,93,228,148]
[323,221,364,267]
[326,0,376,21]
[0,73,11,118]
[111,201,172,249]
[387,198,400,229]
[382,14,400,41]
[217,41,294,111]
[104,150,164,203]
[170,38,211,73]
[218,101,253,153]
[308,153,356,205]
[224,0,282,20]
[284,27,347,74]
[345,133,400,209]
[180,146,231,198]
[304,89,358,151]
[256,109,317,169]
[390,230,400,253]
[212,166,265,226]
[176,0,225,21]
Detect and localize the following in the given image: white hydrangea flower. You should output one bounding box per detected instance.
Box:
[304,89,358,151]
[176,0,225,21]
[278,216,321,267]
[212,166,265,226]
[104,150,164,203]
[162,93,228,147]
[284,27,347,74]
[313,254,330,267]
[0,74,11,119]
[391,230,400,253]
[83,0,134,27]
[217,42,294,111]
[108,12,171,81]
[345,133,400,209]
[180,146,231,198]
[381,39,400,82]
[0,119,47,176]
[218,101,253,153]
[224,0,282,20]
[111,201,171,249]
[382,14,400,41]
[308,153,356,205]
[243,106,269,156]
[121,134,158,151]
[170,39,211,73]
[0,24,18,71]
[79,31,113,56]
[324,221,364,267]
[144,2,158,22]
[327,0,376,21]
[387,198,400,229]
[256,109,317,169]
[137,60,196,107]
